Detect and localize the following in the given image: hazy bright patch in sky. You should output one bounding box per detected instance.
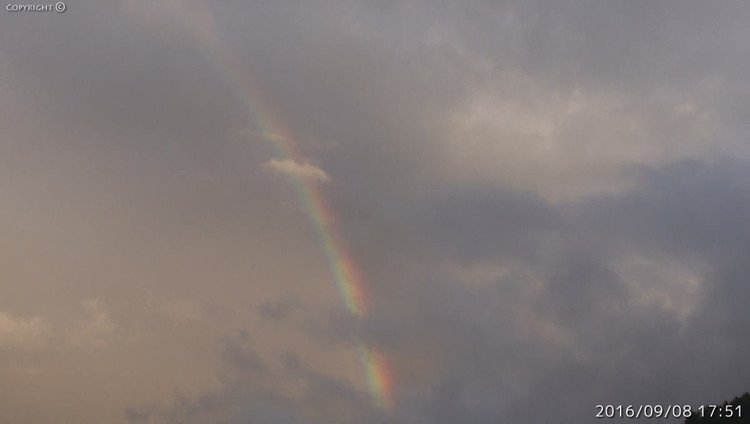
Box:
[1,1,750,422]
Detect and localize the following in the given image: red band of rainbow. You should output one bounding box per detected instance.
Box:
[165,0,395,411]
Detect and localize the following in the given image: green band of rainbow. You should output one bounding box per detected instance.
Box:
[167,0,394,411]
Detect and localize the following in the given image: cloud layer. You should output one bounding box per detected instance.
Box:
[2,0,750,423]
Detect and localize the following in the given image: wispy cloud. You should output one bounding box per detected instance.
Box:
[0,311,48,349]
[264,158,331,183]
[65,299,117,349]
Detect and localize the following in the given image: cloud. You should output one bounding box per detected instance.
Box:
[257,297,302,321]
[0,311,48,349]
[3,0,750,423]
[440,83,722,200]
[0,301,123,352]
[65,299,117,349]
[265,158,331,183]
[125,331,386,424]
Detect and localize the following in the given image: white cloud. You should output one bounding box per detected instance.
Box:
[264,158,331,183]
[613,254,706,321]
[0,311,48,349]
[66,299,117,349]
[442,79,723,201]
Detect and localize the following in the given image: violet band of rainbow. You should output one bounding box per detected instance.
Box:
[167,0,395,411]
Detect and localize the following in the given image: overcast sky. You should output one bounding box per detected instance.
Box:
[2,1,750,423]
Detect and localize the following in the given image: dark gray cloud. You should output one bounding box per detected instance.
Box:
[141,159,750,423]
[2,0,750,423]
[257,297,303,321]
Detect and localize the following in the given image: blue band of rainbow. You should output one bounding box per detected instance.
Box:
[166,0,394,411]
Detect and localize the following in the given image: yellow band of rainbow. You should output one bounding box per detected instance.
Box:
[165,0,394,411]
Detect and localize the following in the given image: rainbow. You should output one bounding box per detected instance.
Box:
[163,0,394,411]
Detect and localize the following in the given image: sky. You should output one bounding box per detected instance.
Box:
[1,1,750,422]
